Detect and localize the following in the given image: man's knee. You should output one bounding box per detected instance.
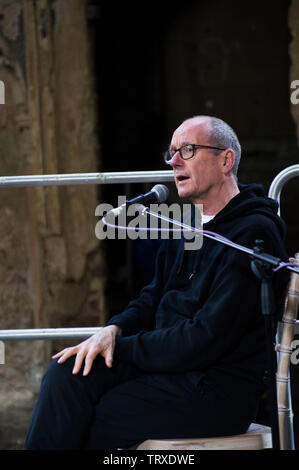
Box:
[41,357,76,389]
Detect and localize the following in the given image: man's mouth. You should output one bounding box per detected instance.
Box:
[176,174,190,183]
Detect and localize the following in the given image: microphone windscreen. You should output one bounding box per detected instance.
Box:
[152,184,169,203]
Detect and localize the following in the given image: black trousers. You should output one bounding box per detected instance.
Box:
[24,356,260,450]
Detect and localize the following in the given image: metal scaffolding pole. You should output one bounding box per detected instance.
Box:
[0,171,174,187]
[268,164,299,451]
[0,327,102,341]
[0,170,174,342]
[268,164,299,214]
[268,164,299,334]
[0,165,297,342]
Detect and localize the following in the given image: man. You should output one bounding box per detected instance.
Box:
[25,115,289,450]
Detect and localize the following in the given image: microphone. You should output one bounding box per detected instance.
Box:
[107,184,169,217]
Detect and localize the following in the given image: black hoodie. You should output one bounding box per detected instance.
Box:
[107,184,290,390]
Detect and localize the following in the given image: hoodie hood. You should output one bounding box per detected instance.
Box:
[205,183,286,240]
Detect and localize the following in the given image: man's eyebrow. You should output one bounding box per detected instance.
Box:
[169,141,192,149]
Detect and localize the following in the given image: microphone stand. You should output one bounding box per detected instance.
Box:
[134,204,299,450]
[250,240,280,450]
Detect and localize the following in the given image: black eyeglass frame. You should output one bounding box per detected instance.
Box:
[164,143,226,163]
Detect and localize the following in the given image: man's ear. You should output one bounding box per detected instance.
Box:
[222,149,235,174]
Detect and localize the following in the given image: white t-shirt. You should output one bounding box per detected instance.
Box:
[201,214,215,224]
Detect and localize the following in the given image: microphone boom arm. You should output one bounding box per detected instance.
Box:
[139,205,299,275]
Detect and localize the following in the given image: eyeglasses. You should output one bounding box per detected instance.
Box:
[164,143,226,164]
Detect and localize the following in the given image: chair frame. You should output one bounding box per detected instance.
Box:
[276,254,299,449]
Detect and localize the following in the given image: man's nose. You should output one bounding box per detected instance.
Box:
[169,150,183,167]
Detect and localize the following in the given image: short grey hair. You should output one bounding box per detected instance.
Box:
[207,117,241,178]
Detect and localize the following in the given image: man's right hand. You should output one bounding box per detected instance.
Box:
[51,325,122,376]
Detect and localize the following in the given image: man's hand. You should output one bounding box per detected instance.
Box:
[52,325,122,376]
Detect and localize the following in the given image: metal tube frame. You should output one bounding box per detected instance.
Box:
[0,166,298,450]
[0,327,102,341]
[268,165,299,450]
[0,170,174,341]
[0,171,174,187]
[268,164,299,215]
[0,165,296,341]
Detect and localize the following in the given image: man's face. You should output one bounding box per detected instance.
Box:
[169,119,224,205]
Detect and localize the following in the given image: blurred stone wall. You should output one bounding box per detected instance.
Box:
[0,0,105,449]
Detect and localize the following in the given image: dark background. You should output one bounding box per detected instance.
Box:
[88,0,299,446]
[89,0,298,305]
